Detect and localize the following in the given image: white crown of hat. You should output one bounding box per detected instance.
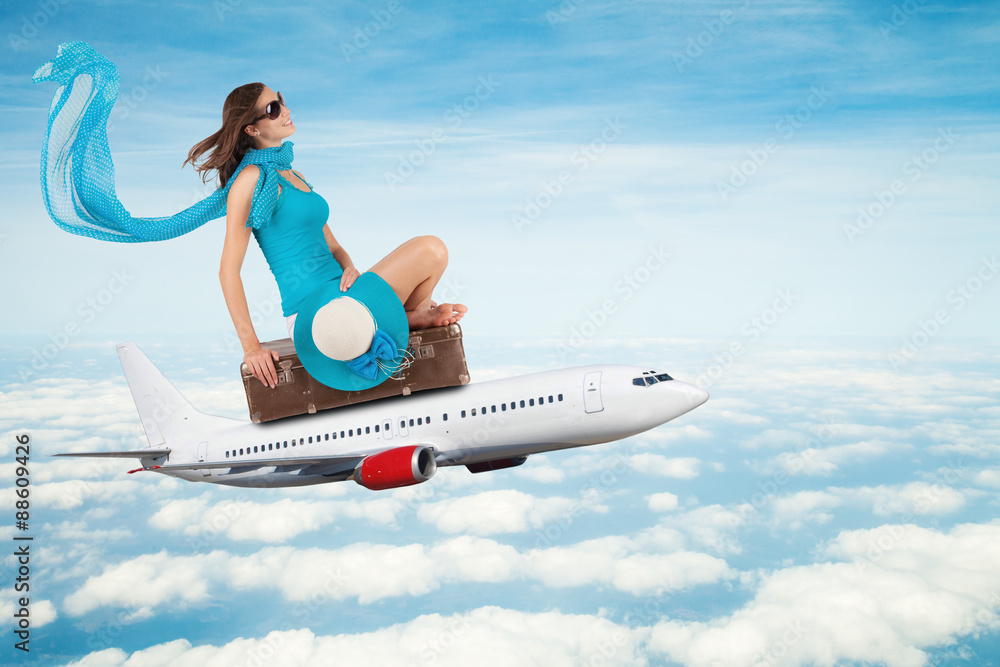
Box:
[311,297,376,361]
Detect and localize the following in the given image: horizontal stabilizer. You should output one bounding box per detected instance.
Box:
[53,449,171,459]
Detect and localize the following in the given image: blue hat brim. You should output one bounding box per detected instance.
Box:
[294,272,408,391]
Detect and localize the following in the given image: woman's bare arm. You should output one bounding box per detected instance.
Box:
[323,224,361,291]
[220,165,280,387]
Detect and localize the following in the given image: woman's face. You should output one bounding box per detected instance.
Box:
[247,85,294,147]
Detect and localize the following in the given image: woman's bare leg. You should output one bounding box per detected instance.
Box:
[369,235,467,329]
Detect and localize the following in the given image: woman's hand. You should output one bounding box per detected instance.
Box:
[340,266,361,292]
[244,346,281,388]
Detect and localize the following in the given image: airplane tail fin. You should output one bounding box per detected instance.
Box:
[115,342,236,447]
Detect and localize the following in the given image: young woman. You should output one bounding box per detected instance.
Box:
[186,84,468,389]
[35,43,463,390]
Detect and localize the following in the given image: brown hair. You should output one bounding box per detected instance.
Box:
[183,82,265,189]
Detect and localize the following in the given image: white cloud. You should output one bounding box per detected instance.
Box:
[761,483,965,531]
[644,505,746,555]
[61,608,649,667]
[49,520,131,543]
[770,491,842,529]
[524,537,634,588]
[649,522,1000,667]
[63,550,230,620]
[834,482,966,517]
[739,428,809,451]
[149,494,339,543]
[65,530,733,614]
[417,489,604,536]
[0,594,57,635]
[711,409,769,426]
[772,440,909,476]
[630,454,700,479]
[67,525,1000,666]
[973,468,1000,488]
[228,543,441,604]
[32,479,142,510]
[513,463,566,483]
[635,424,713,445]
[612,551,735,596]
[647,492,679,512]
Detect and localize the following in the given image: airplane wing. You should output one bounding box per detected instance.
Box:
[52,449,172,458]
[157,443,439,489]
[155,454,363,472]
[51,448,362,474]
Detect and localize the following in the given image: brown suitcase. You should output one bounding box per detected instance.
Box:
[241,323,470,423]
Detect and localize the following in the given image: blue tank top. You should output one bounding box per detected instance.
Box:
[251,171,344,317]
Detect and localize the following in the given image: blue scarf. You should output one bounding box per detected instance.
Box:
[32,41,292,242]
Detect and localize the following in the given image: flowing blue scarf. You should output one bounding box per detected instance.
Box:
[32,41,291,242]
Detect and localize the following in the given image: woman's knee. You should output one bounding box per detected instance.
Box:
[419,234,448,267]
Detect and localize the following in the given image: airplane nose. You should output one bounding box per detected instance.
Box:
[676,381,709,408]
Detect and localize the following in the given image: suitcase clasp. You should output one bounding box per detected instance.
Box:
[276,360,294,385]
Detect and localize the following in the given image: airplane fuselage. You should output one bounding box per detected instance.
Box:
[160,363,708,488]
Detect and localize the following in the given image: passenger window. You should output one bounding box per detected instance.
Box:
[308,437,313,444]
[443,414,448,422]
[253,446,258,453]
[558,394,563,401]
[325,433,329,440]
[409,419,414,427]
[333,432,337,439]
[502,403,507,411]
[510,402,516,410]
[470,409,475,417]
[268,443,273,450]
[226,451,230,458]
[491,405,496,413]
[417,417,423,425]
[530,398,535,406]
[548,395,553,403]
[239,448,243,455]
[299,438,304,445]
[365,427,370,434]
[375,424,379,433]
[349,429,353,436]
[426,416,431,424]
[340,431,345,438]
[520,400,525,408]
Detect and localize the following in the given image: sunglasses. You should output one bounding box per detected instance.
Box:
[251,91,285,122]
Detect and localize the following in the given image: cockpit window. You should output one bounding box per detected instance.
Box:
[633,372,675,386]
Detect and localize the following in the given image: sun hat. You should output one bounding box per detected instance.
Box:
[293,272,410,390]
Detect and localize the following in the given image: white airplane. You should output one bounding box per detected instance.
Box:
[55,343,709,490]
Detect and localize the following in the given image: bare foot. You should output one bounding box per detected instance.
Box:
[407,303,468,330]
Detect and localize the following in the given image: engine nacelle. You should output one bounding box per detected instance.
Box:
[353,445,437,490]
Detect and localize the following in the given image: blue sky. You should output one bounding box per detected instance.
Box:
[2,0,1000,665]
